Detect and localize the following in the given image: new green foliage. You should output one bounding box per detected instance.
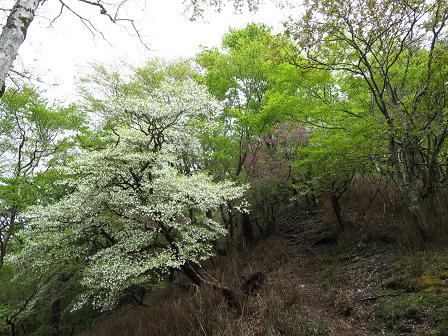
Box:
[11,66,247,312]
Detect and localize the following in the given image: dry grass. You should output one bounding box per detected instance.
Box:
[318,177,448,247]
[79,238,318,336]
[80,178,448,336]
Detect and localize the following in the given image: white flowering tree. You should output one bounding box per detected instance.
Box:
[11,78,247,311]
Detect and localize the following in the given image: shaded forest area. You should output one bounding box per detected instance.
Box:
[1,0,448,335]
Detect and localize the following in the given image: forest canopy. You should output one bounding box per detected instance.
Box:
[1,0,448,334]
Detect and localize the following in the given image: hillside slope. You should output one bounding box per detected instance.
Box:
[81,208,448,336]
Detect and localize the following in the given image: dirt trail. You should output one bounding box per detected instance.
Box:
[275,209,398,336]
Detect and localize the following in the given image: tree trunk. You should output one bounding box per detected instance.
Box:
[6,318,15,336]
[400,128,427,243]
[423,145,441,197]
[242,212,254,245]
[402,176,427,243]
[181,262,241,314]
[0,206,17,269]
[162,222,242,313]
[181,262,203,287]
[0,0,40,95]
[330,192,344,232]
[50,298,61,336]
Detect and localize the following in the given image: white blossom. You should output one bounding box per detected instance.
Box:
[12,79,247,311]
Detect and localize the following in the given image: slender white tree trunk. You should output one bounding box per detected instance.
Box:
[0,0,40,95]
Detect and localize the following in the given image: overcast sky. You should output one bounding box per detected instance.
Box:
[6,0,295,102]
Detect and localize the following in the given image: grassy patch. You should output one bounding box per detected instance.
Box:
[376,251,448,335]
[385,251,448,291]
[329,290,353,317]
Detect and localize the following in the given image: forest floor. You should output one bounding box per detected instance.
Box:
[274,209,397,336]
[82,207,448,336]
[273,208,448,336]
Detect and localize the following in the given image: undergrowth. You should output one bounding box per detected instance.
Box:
[376,252,448,336]
[80,238,330,336]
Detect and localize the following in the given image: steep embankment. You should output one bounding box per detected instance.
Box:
[278,209,448,336]
[276,209,397,335]
[82,208,448,336]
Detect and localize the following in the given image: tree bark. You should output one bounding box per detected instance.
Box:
[181,262,203,287]
[0,0,40,95]
[330,192,344,232]
[242,212,254,245]
[400,127,427,243]
[402,172,427,243]
[181,262,241,314]
[50,298,61,336]
[0,206,17,269]
[7,319,15,336]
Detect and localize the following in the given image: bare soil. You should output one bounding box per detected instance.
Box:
[275,208,400,336]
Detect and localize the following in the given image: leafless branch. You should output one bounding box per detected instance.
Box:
[58,0,110,43]
[64,0,151,50]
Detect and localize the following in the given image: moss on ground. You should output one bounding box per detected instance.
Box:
[376,251,448,335]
